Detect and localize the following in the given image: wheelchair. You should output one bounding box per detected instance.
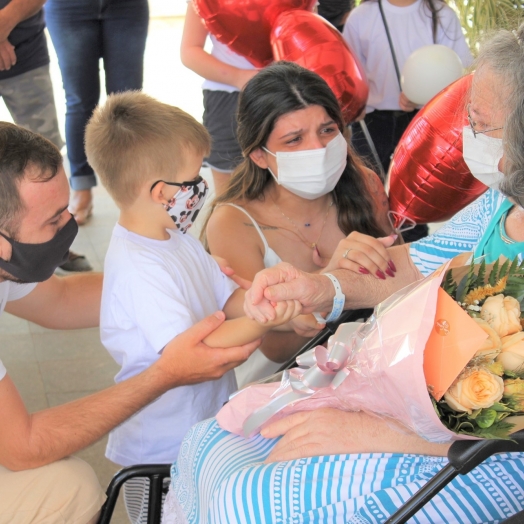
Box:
[97,309,524,524]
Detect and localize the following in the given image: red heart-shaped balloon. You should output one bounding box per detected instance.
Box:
[271,10,368,123]
[388,74,487,225]
[193,0,316,68]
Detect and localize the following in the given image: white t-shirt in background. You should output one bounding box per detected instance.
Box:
[202,36,256,93]
[343,0,473,113]
[101,224,238,466]
[0,281,37,380]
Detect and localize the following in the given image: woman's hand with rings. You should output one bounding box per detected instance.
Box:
[324,232,398,279]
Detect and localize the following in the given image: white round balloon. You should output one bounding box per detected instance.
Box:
[401,44,464,106]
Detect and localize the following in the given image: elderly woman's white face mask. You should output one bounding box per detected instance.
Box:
[463,69,507,189]
[462,126,504,189]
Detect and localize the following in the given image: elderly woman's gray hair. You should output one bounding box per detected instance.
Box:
[474,22,524,208]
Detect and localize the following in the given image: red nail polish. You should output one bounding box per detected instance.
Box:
[376,270,386,280]
[388,260,397,272]
[385,268,395,278]
[358,267,370,274]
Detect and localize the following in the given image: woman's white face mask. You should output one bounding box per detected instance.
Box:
[462,126,504,190]
[263,132,348,199]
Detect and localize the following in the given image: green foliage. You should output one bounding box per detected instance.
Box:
[432,397,519,439]
[505,259,524,306]
[474,259,487,289]
[488,258,500,287]
[456,260,476,303]
[442,268,458,299]
[449,0,524,53]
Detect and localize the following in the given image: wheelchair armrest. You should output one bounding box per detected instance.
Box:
[98,464,171,524]
[447,429,524,475]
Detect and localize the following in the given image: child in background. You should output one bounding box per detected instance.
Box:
[85,92,318,524]
[180,1,258,196]
[343,0,473,241]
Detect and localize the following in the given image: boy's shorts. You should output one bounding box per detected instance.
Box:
[202,89,243,173]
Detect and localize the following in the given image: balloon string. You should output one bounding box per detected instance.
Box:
[359,120,386,182]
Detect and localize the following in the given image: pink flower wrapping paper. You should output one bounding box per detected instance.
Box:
[217,257,493,443]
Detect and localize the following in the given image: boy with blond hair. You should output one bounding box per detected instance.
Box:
[85,92,318,522]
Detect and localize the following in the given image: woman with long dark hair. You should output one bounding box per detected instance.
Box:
[203,61,395,385]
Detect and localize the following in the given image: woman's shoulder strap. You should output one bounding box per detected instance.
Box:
[219,203,270,252]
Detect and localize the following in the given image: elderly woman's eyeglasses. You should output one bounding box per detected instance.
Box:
[467,105,504,138]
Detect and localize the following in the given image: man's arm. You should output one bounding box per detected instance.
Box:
[0,311,259,471]
[5,273,103,329]
[0,0,45,39]
[0,0,46,70]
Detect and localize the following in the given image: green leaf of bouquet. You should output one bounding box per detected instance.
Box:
[488,259,500,286]
[455,420,476,432]
[469,409,482,420]
[491,402,515,413]
[509,256,519,277]
[475,259,487,289]
[476,421,515,439]
[476,409,497,428]
[505,275,524,305]
[442,269,457,298]
[457,262,476,303]
[499,258,510,279]
[495,412,511,423]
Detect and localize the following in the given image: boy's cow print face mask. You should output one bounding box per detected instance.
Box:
[151,176,209,234]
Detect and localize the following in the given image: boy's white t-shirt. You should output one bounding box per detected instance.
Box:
[343,0,473,113]
[101,224,238,466]
[0,281,37,381]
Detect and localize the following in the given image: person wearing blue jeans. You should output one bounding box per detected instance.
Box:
[45,0,149,225]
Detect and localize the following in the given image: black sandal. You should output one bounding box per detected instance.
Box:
[58,250,93,272]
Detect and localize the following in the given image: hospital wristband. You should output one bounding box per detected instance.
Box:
[322,272,345,323]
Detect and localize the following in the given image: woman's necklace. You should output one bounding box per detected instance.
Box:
[499,209,515,245]
[272,196,334,266]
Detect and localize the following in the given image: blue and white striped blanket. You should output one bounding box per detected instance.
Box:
[163,418,524,523]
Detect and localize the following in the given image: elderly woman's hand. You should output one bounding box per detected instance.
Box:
[324,232,398,279]
[261,409,451,462]
[262,409,387,462]
[244,263,335,322]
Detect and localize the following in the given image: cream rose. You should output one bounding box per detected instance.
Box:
[497,332,524,373]
[444,368,504,413]
[472,318,502,359]
[480,294,522,337]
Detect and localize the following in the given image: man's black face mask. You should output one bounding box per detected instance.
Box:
[0,216,78,283]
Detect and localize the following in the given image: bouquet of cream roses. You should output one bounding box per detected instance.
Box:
[434,257,524,438]
[217,255,524,442]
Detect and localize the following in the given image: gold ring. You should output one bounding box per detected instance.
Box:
[343,248,351,259]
